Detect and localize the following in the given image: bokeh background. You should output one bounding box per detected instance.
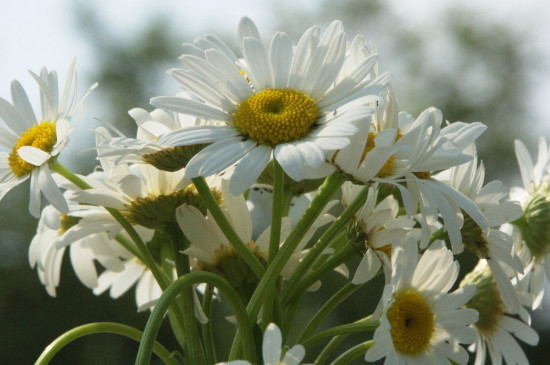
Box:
[1,0,550,363]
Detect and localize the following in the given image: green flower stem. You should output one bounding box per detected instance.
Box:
[297,281,362,343]
[291,243,356,304]
[35,322,178,365]
[201,285,217,365]
[301,320,378,349]
[192,177,265,278]
[135,272,256,365]
[260,160,286,329]
[50,160,170,290]
[330,340,374,365]
[166,224,205,364]
[282,185,370,304]
[314,335,348,365]
[269,159,285,264]
[229,173,346,356]
[246,173,345,319]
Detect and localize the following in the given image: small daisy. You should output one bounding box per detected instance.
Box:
[216,322,310,365]
[0,60,96,217]
[509,137,550,309]
[28,202,125,297]
[461,260,539,365]
[436,145,524,313]
[152,18,390,195]
[342,182,417,285]
[365,240,478,365]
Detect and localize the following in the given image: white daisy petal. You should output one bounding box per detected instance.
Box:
[17,146,51,166]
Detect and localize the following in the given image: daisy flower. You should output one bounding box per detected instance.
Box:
[332,89,488,251]
[436,145,523,313]
[176,180,338,301]
[461,260,539,365]
[152,17,390,195]
[509,137,550,309]
[28,202,126,297]
[342,182,417,285]
[97,106,209,172]
[0,60,96,217]
[365,240,478,365]
[216,322,309,365]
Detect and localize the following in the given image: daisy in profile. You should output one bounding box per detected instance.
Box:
[437,145,523,313]
[342,182,417,285]
[0,60,96,217]
[28,202,125,297]
[152,17,390,195]
[97,106,209,172]
[509,137,550,309]
[461,260,539,365]
[365,240,478,365]
[332,89,488,251]
[216,322,309,365]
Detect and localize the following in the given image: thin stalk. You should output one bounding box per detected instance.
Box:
[166,224,206,364]
[135,272,256,365]
[269,159,285,264]
[291,244,356,304]
[297,282,362,343]
[314,335,348,365]
[201,285,217,365]
[230,173,346,356]
[282,185,369,304]
[330,340,374,365]
[301,320,378,349]
[192,177,265,278]
[35,322,178,365]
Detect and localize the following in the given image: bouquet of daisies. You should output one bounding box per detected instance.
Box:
[2,17,547,365]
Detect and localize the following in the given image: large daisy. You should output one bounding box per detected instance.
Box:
[0,60,96,217]
[365,240,478,364]
[152,17,390,195]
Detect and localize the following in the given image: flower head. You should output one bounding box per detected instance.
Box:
[152,18,390,195]
[461,260,539,365]
[510,138,550,309]
[365,240,478,365]
[0,60,96,217]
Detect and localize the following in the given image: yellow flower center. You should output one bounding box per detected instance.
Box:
[387,289,435,355]
[462,213,490,259]
[197,241,267,304]
[58,214,81,235]
[8,122,57,177]
[233,88,319,146]
[462,265,504,336]
[124,185,223,231]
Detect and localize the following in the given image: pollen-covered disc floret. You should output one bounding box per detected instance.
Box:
[8,122,57,177]
[233,88,319,146]
[387,289,435,355]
